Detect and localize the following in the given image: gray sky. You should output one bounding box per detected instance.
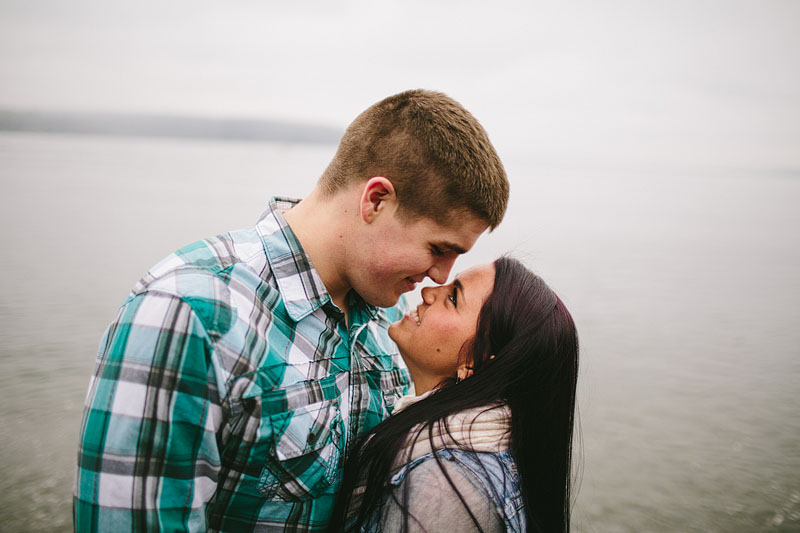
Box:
[1,0,798,169]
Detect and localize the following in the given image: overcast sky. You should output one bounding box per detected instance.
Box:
[1,0,798,169]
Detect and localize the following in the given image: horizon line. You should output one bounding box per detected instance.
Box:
[0,109,343,145]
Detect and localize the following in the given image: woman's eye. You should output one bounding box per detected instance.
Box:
[431,246,444,257]
[448,288,458,307]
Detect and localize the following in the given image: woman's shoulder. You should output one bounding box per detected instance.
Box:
[382,452,507,533]
[377,403,526,532]
[396,447,519,501]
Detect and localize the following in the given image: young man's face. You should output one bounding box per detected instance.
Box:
[349,208,488,309]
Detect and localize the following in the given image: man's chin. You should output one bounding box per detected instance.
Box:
[356,283,406,309]
[376,294,401,308]
[358,290,399,309]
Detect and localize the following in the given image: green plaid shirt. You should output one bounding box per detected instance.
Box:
[74,197,410,532]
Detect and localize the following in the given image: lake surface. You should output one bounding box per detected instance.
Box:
[1,132,798,531]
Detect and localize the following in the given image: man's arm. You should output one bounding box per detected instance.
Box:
[74,291,224,532]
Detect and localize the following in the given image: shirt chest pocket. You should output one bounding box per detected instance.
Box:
[257,398,344,501]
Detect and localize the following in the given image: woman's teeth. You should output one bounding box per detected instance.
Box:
[411,308,420,326]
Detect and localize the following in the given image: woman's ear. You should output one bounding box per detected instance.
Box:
[456,364,474,382]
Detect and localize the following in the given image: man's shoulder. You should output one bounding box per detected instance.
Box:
[125,227,278,334]
[149,227,265,278]
[139,226,268,287]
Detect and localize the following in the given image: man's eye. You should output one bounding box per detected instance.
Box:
[431,246,445,257]
[448,287,458,307]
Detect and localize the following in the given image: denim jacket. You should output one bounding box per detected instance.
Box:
[381,447,525,532]
[357,400,525,532]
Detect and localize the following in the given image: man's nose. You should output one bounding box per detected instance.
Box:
[427,255,457,285]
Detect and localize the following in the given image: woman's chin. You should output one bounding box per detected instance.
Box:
[388,321,404,346]
[388,321,398,338]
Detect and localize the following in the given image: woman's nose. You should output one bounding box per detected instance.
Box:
[421,284,449,305]
[421,286,436,304]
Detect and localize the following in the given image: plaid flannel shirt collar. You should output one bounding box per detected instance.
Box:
[256,196,378,322]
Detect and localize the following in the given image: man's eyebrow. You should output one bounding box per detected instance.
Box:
[454,279,465,305]
[437,241,467,255]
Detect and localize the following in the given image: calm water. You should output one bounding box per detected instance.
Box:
[1,132,798,531]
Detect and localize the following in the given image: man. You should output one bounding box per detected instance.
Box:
[74,89,508,531]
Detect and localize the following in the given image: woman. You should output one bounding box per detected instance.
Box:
[329,256,579,532]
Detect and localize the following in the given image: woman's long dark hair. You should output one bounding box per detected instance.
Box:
[329,256,579,532]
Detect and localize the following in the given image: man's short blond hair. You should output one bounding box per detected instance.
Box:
[320,89,509,229]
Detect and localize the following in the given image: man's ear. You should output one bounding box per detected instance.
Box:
[359,177,397,223]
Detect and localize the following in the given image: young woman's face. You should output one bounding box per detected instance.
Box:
[388,262,495,392]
